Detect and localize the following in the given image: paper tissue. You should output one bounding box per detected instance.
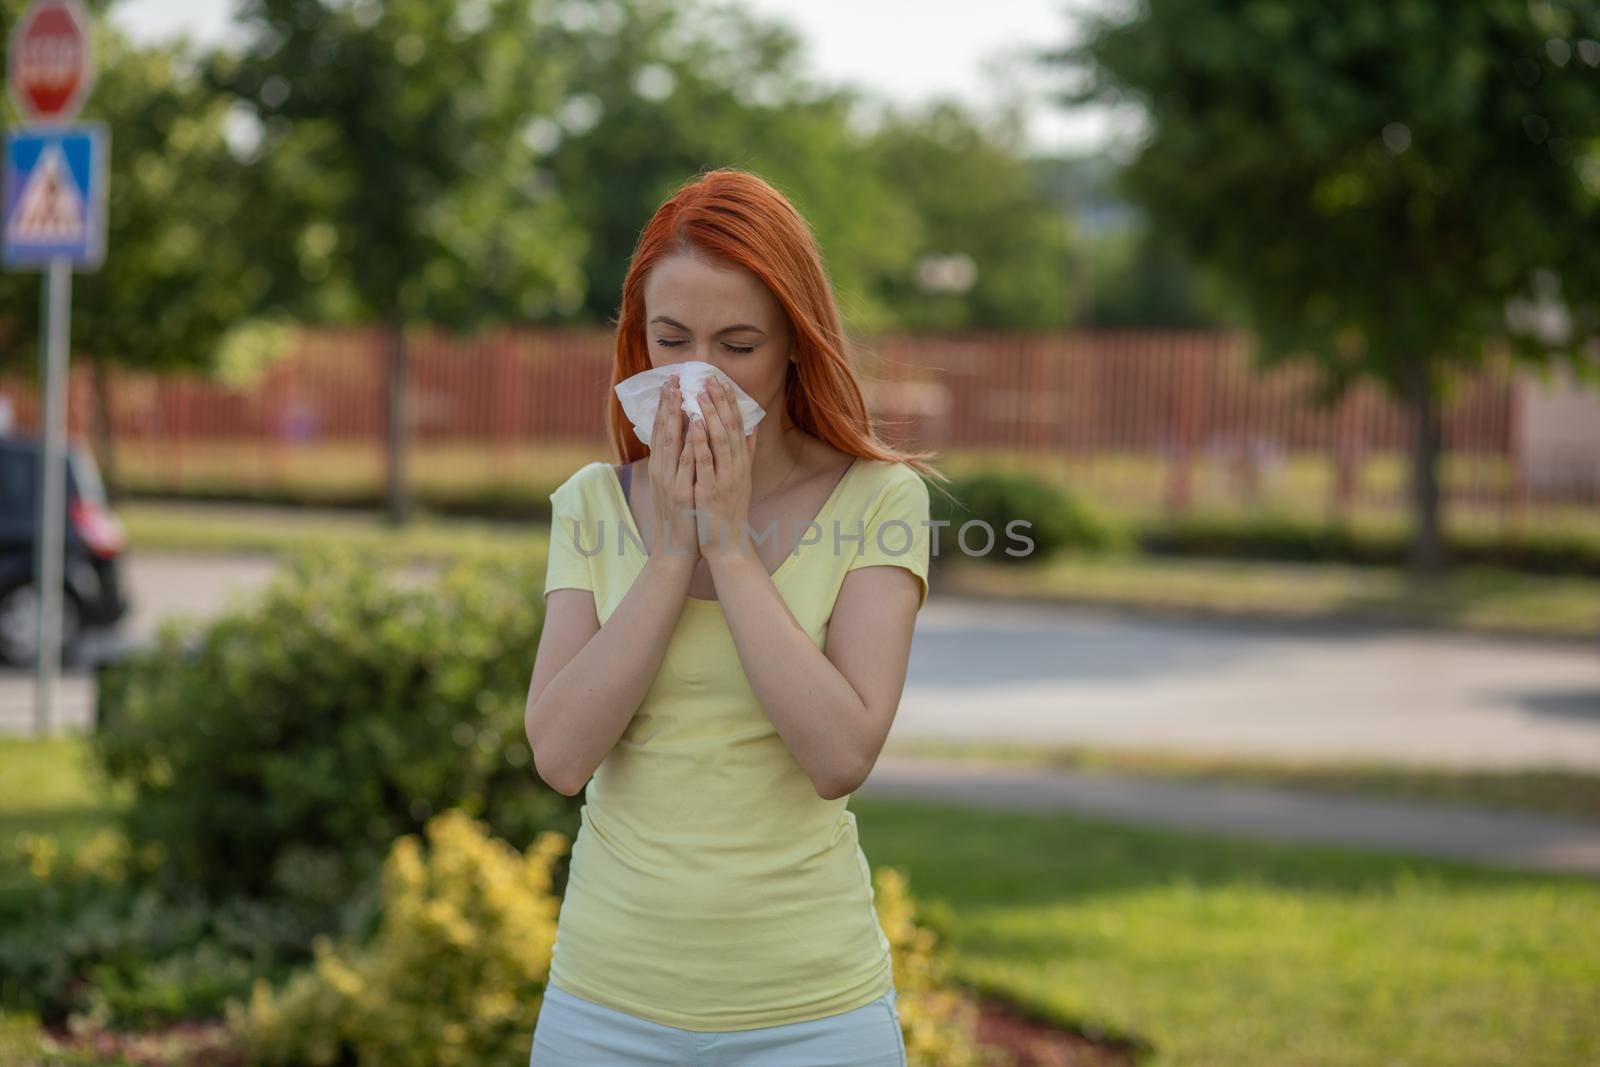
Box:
[614,360,767,448]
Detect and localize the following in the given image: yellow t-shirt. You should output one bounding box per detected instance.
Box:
[540,455,930,1031]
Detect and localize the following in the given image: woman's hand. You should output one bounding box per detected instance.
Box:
[689,375,758,560]
[647,373,702,566]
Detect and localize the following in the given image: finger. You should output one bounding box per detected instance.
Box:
[652,382,676,474]
[706,378,731,440]
[652,374,675,451]
[664,426,692,549]
[691,417,715,489]
[715,379,752,466]
[711,377,735,427]
[665,377,684,452]
[690,420,719,548]
[699,387,728,471]
[711,379,748,463]
[718,384,750,482]
[676,416,695,491]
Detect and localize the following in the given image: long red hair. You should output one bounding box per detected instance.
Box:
[606,167,946,488]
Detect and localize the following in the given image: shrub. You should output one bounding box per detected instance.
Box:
[0,827,318,1030]
[873,865,1003,1067]
[929,471,1125,567]
[5,545,580,1035]
[230,812,1000,1067]
[1137,511,1393,565]
[89,546,579,906]
[23,548,578,1034]
[228,808,567,1067]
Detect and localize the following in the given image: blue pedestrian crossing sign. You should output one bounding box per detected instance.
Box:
[2,122,107,270]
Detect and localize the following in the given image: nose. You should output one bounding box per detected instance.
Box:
[664,353,725,381]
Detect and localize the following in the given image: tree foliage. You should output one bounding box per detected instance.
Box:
[867,102,1078,329]
[1056,0,1599,393]
[532,0,1075,332]
[1051,0,1600,572]
[0,22,270,377]
[208,0,589,326]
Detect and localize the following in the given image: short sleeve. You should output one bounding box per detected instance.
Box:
[544,475,596,598]
[845,466,930,610]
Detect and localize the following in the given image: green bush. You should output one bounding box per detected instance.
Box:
[228,808,567,1067]
[1137,511,1381,564]
[0,826,321,1030]
[873,865,1004,1067]
[231,809,1003,1067]
[5,549,580,1036]
[89,546,579,906]
[928,471,1125,567]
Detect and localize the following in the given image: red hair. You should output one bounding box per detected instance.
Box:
[607,167,946,487]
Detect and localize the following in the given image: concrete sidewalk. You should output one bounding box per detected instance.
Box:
[857,755,1600,877]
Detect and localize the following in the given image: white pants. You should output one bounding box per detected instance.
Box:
[529,982,908,1066]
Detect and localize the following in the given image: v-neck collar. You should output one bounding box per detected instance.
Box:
[604,456,864,606]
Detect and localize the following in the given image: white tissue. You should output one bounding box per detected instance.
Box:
[613,360,767,449]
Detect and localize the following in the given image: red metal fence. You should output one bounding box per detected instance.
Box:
[0,325,1593,526]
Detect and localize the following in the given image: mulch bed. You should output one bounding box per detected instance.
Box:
[39,991,1144,1067]
[964,988,1142,1067]
[37,1018,245,1067]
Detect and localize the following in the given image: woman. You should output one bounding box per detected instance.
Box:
[525,168,944,1066]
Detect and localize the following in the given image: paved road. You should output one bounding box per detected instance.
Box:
[901,597,1600,771]
[859,755,1600,878]
[5,552,1599,775]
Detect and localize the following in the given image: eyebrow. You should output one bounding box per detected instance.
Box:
[650,316,766,336]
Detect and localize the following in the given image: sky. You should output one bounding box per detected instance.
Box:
[107,0,1117,157]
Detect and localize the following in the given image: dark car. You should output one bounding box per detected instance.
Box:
[0,433,130,666]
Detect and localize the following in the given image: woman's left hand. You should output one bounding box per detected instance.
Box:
[689,375,758,560]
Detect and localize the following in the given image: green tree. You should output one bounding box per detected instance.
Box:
[533,0,919,333]
[210,0,589,523]
[865,100,1080,329]
[1034,152,1225,326]
[1082,223,1225,327]
[0,25,275,496]
[541,0,1082,334]
[1051,0,1600,577]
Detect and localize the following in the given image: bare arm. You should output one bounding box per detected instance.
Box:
[685,378,926,799]
[525,372,700,796]
[525,554,694,795]
[710,552,920,799]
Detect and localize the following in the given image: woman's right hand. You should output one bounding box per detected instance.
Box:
[648,373,702,567]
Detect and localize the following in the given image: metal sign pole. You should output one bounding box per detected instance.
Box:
[6,0,104,738]
[34,253,68,737]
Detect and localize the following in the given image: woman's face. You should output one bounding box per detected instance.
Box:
[641,251,793,415]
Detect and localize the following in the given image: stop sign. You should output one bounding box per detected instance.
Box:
[7,0,94,123]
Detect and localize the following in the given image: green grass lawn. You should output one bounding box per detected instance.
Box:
[854,797,1600,1067]
[4,738,1597,1066]
[116,500,543,564]
[0,737,130,893]
[938,553,1600,641]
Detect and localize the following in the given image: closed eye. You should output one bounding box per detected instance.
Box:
[654,339,756,354]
